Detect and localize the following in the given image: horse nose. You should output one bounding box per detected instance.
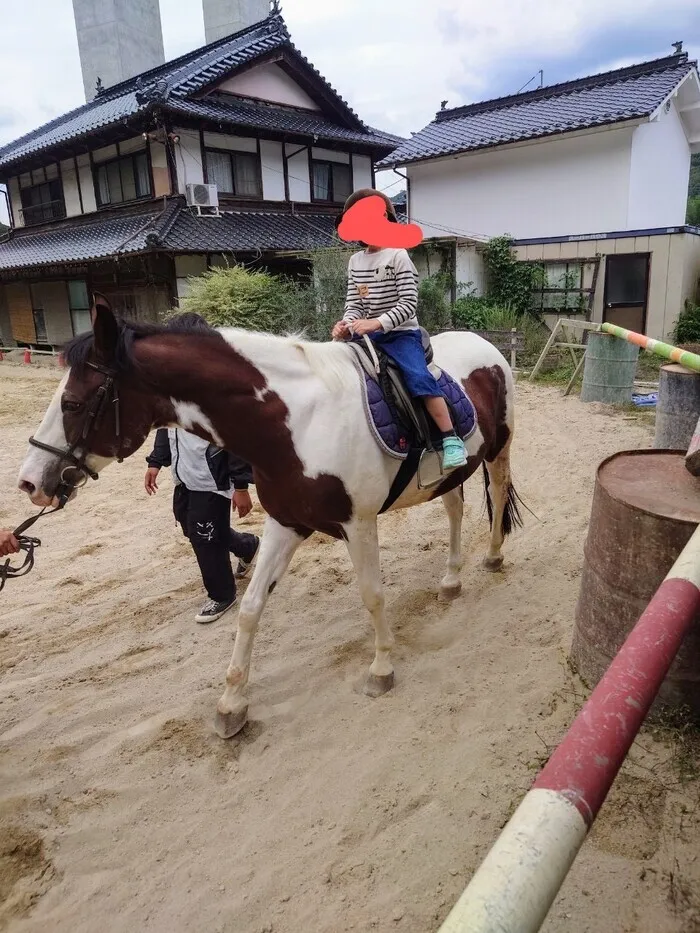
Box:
[19,479,36,496]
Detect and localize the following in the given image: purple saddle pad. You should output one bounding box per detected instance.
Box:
[358,365,477,460]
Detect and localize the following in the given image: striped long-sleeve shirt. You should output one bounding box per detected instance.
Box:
[342,247,420,333]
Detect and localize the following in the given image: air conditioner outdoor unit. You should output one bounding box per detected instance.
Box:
[186,182,219,216]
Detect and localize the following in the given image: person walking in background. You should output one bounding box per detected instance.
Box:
[145,427,260,623]
[144,312,259,623]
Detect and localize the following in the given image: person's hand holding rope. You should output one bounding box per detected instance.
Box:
[0,529,20,557]
[0,524,42,593]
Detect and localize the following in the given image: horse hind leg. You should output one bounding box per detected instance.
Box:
[439,486,464,601]
[482,438,522,572]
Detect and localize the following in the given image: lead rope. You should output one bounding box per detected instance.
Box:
[0,503,65,594]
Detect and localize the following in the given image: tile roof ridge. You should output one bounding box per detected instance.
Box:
[435,53,693,123]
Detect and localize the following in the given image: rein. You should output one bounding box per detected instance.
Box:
[0,504,65,594]
[1,360,122,594]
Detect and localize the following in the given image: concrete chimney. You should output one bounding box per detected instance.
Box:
[203,0,270,44]
[72,0,166,102]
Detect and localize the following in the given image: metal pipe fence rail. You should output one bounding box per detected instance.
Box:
[438,524,700,933]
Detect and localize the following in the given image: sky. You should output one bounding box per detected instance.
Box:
[1,0,700,223]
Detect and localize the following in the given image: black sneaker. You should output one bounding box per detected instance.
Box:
[235,536,260,578]
[194,597,236,624]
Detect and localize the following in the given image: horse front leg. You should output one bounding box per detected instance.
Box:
[344,518,395,698]
[439,486,464,601]
[215,517,305,738]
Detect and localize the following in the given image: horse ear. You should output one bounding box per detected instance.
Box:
[92,298,119,364]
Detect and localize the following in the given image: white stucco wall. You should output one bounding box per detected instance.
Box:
[217,62,320,110]
[408,125,636,240]
[286,144,310,202]
[352,154,373,190]
[8,177,23,228]
[76,153,97,213]
[628,101,690,229]
[202,132,257,153]
[173,128,204,194]
[60,158,82,217]
[260,139,285,200]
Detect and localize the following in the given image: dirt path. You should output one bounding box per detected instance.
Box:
[0,364,698,933]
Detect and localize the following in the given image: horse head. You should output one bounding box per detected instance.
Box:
[18,296,166,508]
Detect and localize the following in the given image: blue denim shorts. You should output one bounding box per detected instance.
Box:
[366,328,442,398]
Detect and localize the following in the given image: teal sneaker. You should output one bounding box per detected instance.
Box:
[442,436,467,470]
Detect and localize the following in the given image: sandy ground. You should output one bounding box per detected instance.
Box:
[1,363,699,933]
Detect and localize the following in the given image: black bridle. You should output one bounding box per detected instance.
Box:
[1,360,122,593]
[28,360,123,497]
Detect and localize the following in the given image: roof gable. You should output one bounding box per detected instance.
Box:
[0,11,382,173]
[380,52,698,168]
[214,61,321,110]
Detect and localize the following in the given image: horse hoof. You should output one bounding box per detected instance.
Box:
[214,705,249,739]
[482,555,504,572]
[364,672,395,698]
[439,582,462,602]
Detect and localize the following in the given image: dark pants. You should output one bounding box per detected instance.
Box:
[173,486,258,603]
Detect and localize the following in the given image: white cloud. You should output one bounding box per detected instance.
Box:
[0,0,698,221]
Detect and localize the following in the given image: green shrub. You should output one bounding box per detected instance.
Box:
[417,271,452,332]
[687,197,700,227]
[674,300,700,345]
[452,294,493,330]
[177,260,351,342]
[179,265,303,332]
[482,235,544,316]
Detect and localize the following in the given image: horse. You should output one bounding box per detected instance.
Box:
[17,299,521,738]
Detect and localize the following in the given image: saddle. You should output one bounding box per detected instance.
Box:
[350,327,439,453]
[349,328,477,512]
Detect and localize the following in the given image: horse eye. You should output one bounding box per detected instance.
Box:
[62,399,83,413]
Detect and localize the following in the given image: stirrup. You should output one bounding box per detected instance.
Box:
[417,448,445,489]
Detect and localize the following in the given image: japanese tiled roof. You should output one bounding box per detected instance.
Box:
[0,197,414,270]
[164,206,339,253]
[0,200,336,270]
[0,203,174,271]
[379,53,698,167]
[0,12,399,172]
[166,97,401,148]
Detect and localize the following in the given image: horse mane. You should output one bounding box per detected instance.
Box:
[62,317,225,376]
[62,317,356,394]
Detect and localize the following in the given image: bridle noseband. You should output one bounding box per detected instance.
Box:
[28,359,123,507]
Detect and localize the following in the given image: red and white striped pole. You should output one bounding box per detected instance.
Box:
[439,524,700,933]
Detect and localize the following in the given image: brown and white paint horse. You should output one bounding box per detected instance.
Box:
[18,302,521,737]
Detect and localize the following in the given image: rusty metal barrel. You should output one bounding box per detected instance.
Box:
[571,449,700,720]
[654,363,700,450]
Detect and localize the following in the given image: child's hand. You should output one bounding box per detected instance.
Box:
[349,319,383,337]
[233,490,253,518]
[332,321,351,340]
[144,467,160,495]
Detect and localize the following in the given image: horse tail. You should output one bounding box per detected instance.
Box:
[482,462,524,537]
